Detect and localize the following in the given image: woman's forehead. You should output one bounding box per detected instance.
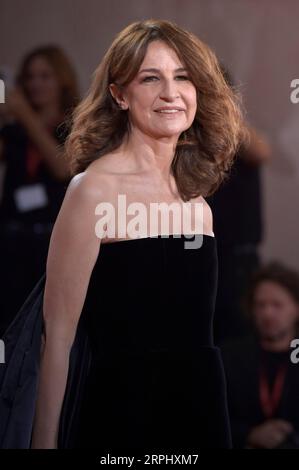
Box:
[139,41,183,69]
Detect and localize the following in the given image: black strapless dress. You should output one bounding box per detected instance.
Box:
[73,234,231,450]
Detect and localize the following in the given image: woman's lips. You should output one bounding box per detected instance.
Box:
[154,109,185,117]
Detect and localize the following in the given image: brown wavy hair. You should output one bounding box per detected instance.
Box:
[17,45,79,117]
[66,19,246,201]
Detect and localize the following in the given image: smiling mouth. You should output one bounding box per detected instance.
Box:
[154,109,185,115]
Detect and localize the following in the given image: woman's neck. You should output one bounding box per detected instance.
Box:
[122,126,178,177]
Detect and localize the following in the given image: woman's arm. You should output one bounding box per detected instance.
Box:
[31,171,109,448]
[5,89,69,180]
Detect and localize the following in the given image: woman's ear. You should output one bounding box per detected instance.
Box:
[109,83,128,110]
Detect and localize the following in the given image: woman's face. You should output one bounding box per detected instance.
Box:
[23,56,61,109]
[111,40,197,140]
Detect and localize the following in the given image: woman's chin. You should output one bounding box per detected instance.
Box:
[151,124,186,139]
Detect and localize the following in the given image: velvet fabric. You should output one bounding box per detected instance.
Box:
[0,234,231,449]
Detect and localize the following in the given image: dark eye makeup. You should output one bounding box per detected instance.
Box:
[141,75,190,82]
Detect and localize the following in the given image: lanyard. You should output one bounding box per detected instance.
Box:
[259,361,287,418]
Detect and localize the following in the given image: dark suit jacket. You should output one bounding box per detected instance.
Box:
[0,273,91,448]
[221,336,299,448]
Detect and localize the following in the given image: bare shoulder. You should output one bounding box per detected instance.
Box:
[87,151,128,175]
[49,169,116,245]
[66,169,111,199]
[63,167,117,212]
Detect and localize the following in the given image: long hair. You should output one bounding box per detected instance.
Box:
[66,19,246,201]
[17,45,79,117]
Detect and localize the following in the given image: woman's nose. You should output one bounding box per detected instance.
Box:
[159,80,179,101]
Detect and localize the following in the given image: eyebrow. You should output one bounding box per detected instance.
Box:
[138,67,188,74]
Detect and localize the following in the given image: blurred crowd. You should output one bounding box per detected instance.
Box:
[0,46,78,335]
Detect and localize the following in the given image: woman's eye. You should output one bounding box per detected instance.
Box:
[142,76,159,82]
[141,75,190,83]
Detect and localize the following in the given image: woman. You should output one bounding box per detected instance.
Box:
[0,46,79,334]
[2,20,244,450]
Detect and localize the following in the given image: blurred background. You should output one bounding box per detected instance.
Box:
[1,0,299,449]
